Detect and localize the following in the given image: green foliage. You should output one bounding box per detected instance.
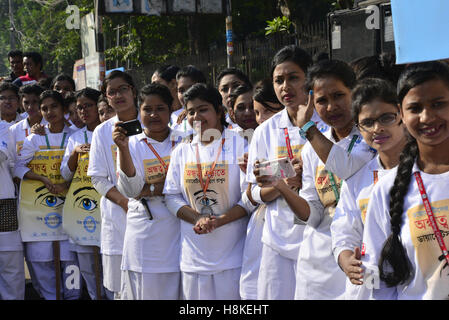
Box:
[265,16,293,36]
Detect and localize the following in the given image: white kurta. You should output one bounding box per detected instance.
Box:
[246,109,328,260]
[296,126,374,300]
[87,116,127,256]
[117,131,180,274]
[362,162,449,300]
[164,128,249,274]
[331,155,393,299]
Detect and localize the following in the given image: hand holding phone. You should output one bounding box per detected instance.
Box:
[117,119,143,137]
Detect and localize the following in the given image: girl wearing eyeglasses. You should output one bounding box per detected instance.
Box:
[330,78,407,299]
[60,87,106,300]
[362,61,449,299]
[87,70,139,300]
[280,60,374,300]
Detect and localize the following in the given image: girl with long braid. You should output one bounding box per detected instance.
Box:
[362,61,449,299]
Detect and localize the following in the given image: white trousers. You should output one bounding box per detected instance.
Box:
[102,254,122,298]
[181,268,241,300]
[257,243,297,300]
[0,251,25,300]
[121,270,181,300]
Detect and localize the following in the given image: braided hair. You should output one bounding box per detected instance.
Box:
[378,61,449,287]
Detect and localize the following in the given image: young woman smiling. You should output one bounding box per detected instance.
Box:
[14,90,79,300]
[330,78,407,299]
[164,83,249,300]
[87,70,139,300]
[115,83,181,300]
[362,61,449,300]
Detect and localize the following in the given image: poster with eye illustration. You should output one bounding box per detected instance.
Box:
[19,149,68,242]
[63,153,101,247]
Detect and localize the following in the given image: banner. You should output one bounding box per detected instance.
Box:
[63,153,101,247]
[391,0,449,64]
[19,150,67,242]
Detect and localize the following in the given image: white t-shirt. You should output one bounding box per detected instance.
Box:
[245,108,328,260]
[331,155,393,299]
[87,115,128,256]
[362,162,449,300]
[163,128,249,274]
[117,132,180,273]
[8,117,48,163]
[296,125,374,300]
[0,121,22,252]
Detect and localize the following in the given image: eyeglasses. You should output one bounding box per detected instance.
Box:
[0,95,18,102]
[106,85,131,98]
[357,112,399,132]
[76,103,95,111]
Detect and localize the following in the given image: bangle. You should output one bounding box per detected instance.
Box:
[299,120,316,139]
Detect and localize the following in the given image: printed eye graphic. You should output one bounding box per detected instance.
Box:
[40,194,65,208]
[76,197,98,212]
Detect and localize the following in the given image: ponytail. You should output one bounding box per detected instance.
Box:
[378,137,417,286]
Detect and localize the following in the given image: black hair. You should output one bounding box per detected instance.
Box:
[97,94,109,105]
[176,65,207,84]
[253,78,283,113]
[23,52,43,70]
[313,51,329,64]
[19,83,44,98]
[39,90,65,109]
[229,84,253,111]
[75,87,102,105]
[183,83,228,127]
[153,65,180,82]
[63,92,76,109]
[102,70,137,94]
[51,74,76,92]
[139,83,173,112]
[305,59,356,92]
[0,82,19,97]
[37,77,52,90]
[351,77,398,124]
[378,61,449,287]
[216,67,251,88]
[270,45,312,78]
[350,53,405,86]
[8,50,23,59]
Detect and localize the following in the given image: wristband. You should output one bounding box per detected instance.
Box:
[299,120,316,139]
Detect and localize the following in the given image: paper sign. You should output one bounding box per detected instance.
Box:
[391,0,449,64]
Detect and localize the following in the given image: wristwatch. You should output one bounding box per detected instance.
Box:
[299,120,316,139]
[150,184,155,197]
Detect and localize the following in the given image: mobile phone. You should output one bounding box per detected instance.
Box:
[258,157,296,179]
[117,119,142,136]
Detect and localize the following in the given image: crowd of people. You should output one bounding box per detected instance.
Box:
[0,46,448,300]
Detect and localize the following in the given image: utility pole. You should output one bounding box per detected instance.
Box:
[9,0,16,50]
[225,0,233,68]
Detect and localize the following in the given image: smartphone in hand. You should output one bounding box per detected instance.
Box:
[117,119,143,136]
[258,157,296,179]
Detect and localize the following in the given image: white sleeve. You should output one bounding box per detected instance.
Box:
[246,126,268,185]
[361,185,398,300]
[60,135,76,182]
[164,193,190,217]
[117,168,144,199]
[298,144,324,228]
[331,180,364,263]
[325,143,372,180]
[87,125,109,179]
[91,176,115,197]
[14,136,36,179]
